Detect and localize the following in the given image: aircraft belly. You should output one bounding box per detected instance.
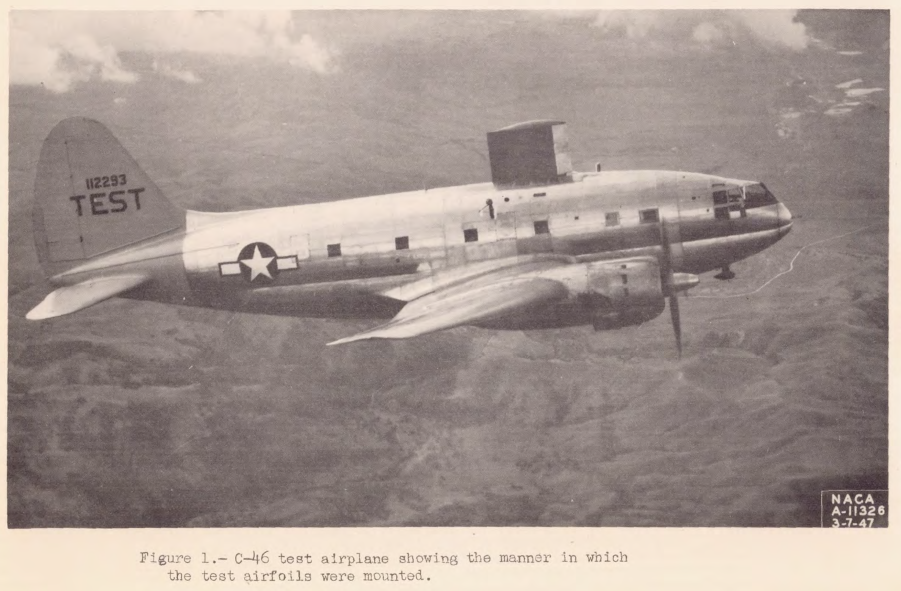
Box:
[214,283,406,319]
[184,255,422,305]
[680,227,787,274]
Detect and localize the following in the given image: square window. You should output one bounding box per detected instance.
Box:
[605,212,620,227]
[533,220,549,235]
[464,228,479,243]
[395,236,409,250]
[639,209,659,223]
[327,243,342,257]
[713,190,728,205]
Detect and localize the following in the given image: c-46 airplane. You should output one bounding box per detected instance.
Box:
[27,118,791,353]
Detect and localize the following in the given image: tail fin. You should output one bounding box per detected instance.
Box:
[32,117,184,277]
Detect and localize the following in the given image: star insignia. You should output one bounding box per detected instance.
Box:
[218,242,299,283]
[240,244,275,282]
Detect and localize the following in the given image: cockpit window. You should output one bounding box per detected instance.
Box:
[727,187,744,213]
[744,183,778,209]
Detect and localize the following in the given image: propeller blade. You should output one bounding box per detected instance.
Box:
[669,294,682,359]
[659,219,683,357]
[659,219,673,286]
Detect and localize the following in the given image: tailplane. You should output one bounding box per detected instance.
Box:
[32,117,184,277]
[28,118,184,319]
[26,274,149,320]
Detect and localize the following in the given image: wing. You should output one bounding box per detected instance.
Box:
[327,275,568,345]
[26,274,149,320]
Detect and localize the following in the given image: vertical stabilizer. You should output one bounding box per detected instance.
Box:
[486,120,572,187]
[32,117,184,276]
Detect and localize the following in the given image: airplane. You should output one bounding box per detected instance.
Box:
[26,118,792,355]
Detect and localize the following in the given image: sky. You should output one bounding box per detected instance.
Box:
[10,10,815,94]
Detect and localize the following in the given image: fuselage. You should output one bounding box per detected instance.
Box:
[56,168,791,322]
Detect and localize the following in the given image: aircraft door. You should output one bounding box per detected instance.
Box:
[463,218,500,262]
[291,233,311,262]
[496,209,517,240]
[518,198,553,254]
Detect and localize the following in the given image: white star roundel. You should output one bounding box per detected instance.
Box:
[218,242,299,283]
[240,243,276,282]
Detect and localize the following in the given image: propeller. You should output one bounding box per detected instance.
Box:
[659,219,683,358]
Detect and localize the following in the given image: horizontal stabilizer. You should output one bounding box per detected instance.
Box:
[26,274,149,320]
[328,276,567,345]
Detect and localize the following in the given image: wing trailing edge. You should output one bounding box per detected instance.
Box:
[327,276,568,345]
[26,274,149,320]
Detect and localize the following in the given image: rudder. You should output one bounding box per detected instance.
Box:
[32,117,184,276]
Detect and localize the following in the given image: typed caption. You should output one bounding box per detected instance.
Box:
[139,549,628,585]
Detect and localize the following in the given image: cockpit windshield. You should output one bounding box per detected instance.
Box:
[744,183,779,209]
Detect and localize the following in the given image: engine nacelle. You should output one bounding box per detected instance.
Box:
[479,256,683,332]
[551,257,666,330]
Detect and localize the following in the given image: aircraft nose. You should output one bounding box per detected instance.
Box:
[776,202,792,235]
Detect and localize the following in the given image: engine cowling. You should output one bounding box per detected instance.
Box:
[476,256,697,332]
[578,258,666,330]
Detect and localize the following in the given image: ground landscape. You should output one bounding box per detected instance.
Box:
[7,10,889,527]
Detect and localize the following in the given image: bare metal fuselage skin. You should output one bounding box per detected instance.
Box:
[51,169,792,330]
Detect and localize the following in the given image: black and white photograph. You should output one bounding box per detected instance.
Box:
[7,7,889,540]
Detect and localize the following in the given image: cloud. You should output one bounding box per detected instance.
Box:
[10,24,137,92]
[734,11,809,51]
[588,10,810,51]
[10,11,336,93]
[591,11,666,39]
[691,21,727,47]
[152,60,201,84]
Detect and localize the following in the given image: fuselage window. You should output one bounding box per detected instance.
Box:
[713,190,730,220]
[605,212,620,227]
[639,208,659,223]
[464,228,479,243]
[395,236,409,250]
[327,243,342,257]
[534,220,550,235]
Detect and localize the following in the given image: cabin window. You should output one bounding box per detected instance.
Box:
[533,192,546,197]
[639,208,659,223]
[713,190,728,205]
[605,212,620,227]
[327,243,342,257]
[464,228,479,243]
[534,220,550,235]
[395,236,409,250]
